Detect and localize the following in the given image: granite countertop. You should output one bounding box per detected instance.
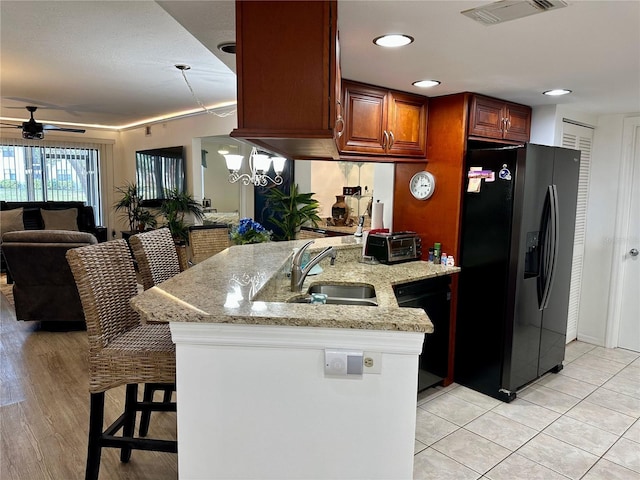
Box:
[130,236,460,333]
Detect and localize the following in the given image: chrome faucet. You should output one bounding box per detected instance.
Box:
[291,240,336,292]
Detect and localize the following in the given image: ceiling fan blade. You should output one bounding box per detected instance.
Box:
[42,124,86,133]
[0,123,22,128]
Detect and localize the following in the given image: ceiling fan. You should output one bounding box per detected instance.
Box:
[0,106,86,139]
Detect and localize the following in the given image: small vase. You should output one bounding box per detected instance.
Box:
[331,195,350,226]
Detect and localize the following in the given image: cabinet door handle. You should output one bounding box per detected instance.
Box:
[335,116,344,138]
[505,118,511,132]
[501,118,506,132]
[383,130,389,150]
[388,130,395,149]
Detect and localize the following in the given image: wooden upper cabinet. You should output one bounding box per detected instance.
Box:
[231,0,340,160]
[503,103,531,142]
[468,94,531,143]
[338,80,427,158]
[339,82,388,155]
[387,91,428,157]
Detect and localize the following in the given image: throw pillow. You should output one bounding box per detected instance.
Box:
[40,208,79,231]
[0,208,24,239]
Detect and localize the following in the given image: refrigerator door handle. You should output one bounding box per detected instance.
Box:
[540,185,559,309]
[542,185,560,309]
[538,186,552,310]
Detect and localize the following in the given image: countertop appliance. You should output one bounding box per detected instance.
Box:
[455,143,580,402]
[366,231,422,264]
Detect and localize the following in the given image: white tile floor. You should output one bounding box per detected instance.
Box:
[414,341,640,479]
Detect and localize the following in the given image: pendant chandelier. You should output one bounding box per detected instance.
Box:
[224,147,286,187]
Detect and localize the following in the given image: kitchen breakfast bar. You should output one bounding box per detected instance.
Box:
[131,236,459,479]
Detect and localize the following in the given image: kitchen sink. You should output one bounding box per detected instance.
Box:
[307,284,376,299]
[288,296,378,306]
[287,283,378,306]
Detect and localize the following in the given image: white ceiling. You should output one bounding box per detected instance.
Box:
[1,0,639,130]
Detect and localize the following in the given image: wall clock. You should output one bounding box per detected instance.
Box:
[409,171,436,200]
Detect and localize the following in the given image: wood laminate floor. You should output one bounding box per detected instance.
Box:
[0,293,178,480]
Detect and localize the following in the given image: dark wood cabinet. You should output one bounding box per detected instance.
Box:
[231,0,340,160]
[468,94,531,143]
[338,80,427,158]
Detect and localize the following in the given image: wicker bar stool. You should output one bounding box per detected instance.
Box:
[188,224,230,264]
[66,240,177,480]
[129,227,181,291]
[129,227,179,436]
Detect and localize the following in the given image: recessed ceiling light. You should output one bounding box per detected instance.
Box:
[218,42,236,54]
[543,89,572,96]
[373,34,414,48]
[412,80,441,88]
[218,149,229,155]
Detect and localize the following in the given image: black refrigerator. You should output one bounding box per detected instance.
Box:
[455,143,580,402]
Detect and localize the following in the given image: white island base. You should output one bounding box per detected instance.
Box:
[170,322,424,480]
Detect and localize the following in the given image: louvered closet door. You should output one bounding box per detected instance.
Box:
[562,121,593,343]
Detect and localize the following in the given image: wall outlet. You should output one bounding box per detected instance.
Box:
[324,349,363,376]
[363,352,382,374]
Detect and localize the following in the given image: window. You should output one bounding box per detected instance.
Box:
[0,142,102,223]
[136,146,185,206]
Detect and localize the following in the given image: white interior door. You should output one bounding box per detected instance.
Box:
[561,121,593,343]
[617,118,640,352]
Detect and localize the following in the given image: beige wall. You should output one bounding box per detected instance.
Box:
[304,161,374,220]
[108,112,237,238]
[201,139,242,213]
[314,162,374,220]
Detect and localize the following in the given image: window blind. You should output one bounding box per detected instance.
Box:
[0,137,105,224]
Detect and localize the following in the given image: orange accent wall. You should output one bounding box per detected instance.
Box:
[393,93,469,259]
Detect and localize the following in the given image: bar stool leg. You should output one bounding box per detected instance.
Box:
[140,383,174,437]
[162,387,172,403]
[139,384,154,437]
[86,392,105,480]
[120,384,138,462]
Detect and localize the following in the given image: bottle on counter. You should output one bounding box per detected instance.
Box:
[428,247,434,263]
[441,252,447,266]
[433,242,441,264]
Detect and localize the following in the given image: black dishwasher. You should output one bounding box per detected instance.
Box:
[394,276,451,392]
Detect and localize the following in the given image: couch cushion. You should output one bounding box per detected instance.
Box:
[0,208,24,238]
[41,208,78,231]
[2,229,97,244]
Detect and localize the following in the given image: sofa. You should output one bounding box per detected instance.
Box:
[0,201,106,239]
[0,201,107,277]
[1,230,98,324]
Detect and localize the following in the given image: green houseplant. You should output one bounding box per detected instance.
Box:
[159,188,204,243]
[114,182,157,232]
[265,183,321,241]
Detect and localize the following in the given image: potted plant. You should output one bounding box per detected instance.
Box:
[114,182,157,232]
[230,218,272,245]
[136,209,158,232]
[265,183,321,241]
[159,188,204,243]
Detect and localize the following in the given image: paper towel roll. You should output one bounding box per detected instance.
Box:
[371,201,384,230]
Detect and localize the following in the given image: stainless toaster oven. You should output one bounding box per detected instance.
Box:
[365,231,422,264]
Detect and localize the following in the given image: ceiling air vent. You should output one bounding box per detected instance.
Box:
[461,0,568,26]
